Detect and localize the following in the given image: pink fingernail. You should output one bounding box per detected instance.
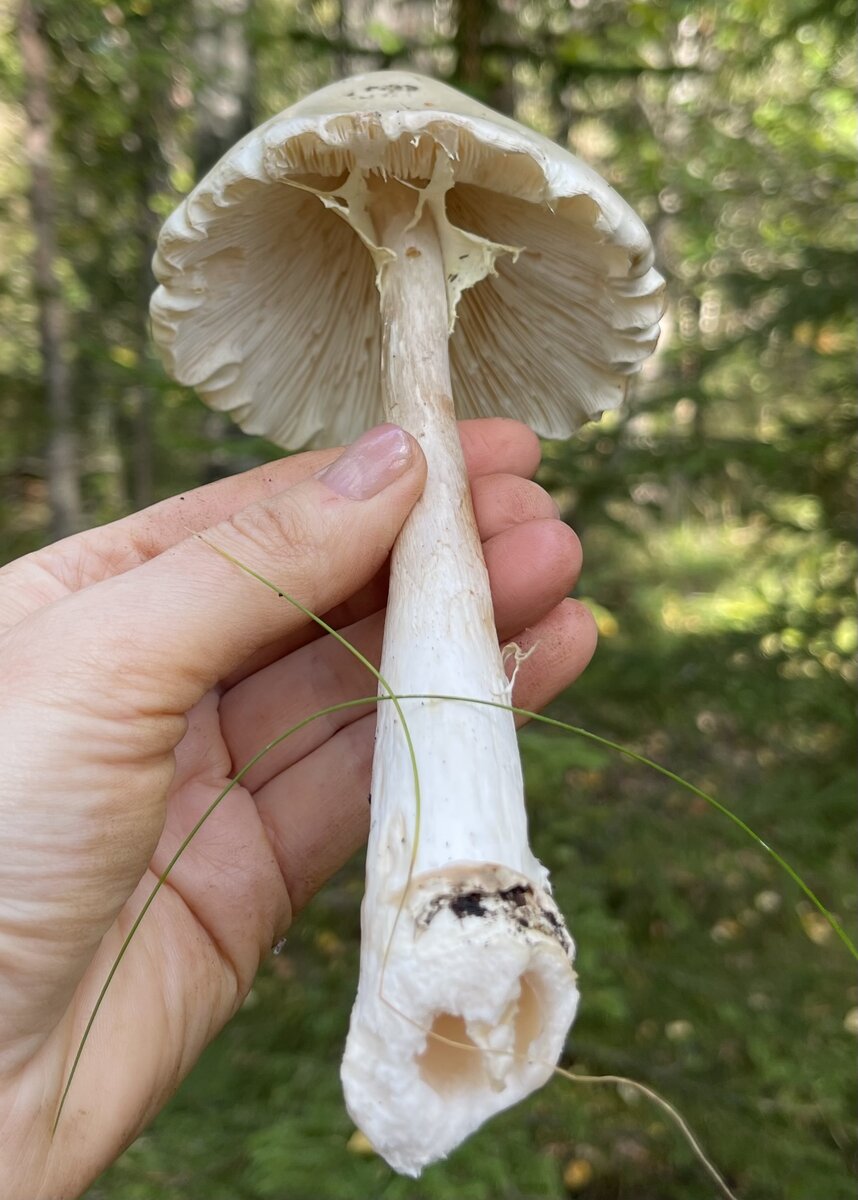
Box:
[316,425,414,500]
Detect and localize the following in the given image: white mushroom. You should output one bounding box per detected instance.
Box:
[150,71,664,1176]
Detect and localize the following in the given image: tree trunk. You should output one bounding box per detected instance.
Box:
[453,0,513,114]
[193,0,258,480]
[193,0,256,174]
[18,0,82,541]
[127,158,161,511]
[454,0,484,92]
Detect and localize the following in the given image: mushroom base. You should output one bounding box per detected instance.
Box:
[341,865,578,1176]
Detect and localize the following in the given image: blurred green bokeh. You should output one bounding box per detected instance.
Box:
[1,1,855,1197]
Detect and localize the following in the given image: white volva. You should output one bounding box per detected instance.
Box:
[149,70,664,1177]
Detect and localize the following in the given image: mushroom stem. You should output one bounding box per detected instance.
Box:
[340,197,578,1175]
[377,200,504,801]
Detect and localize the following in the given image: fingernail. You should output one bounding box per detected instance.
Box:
[316,425,414,500]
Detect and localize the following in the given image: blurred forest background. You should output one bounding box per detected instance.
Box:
[1,0,856,1197]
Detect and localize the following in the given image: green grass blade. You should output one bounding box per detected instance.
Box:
[57,677,852,1132]
[52,696,382,1133]
[57,684,852,1130]
[57,533,427,1132]
[194,537,423,977]
[197,541,852,959]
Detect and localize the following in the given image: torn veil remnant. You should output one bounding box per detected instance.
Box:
[150,71,664,1176]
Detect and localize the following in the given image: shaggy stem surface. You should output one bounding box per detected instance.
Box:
[340,187,578,1175]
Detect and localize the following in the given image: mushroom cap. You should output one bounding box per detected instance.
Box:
[150,70,665,449]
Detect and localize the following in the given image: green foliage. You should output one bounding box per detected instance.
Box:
[1,0,854,1196]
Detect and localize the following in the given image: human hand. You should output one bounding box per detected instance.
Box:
[0,419,596,1200]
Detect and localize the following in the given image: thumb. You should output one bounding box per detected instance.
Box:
[32,424,425,717]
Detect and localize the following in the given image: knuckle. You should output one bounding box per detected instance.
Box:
[544,518,583,592]
[544,519,583,579]
[226,495,327,578]
[566,598,599,650]
[475,474,559,534]
[486,418,541,475]
[513,477,560,522]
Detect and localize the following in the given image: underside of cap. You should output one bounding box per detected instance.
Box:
[150,71,664,449]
